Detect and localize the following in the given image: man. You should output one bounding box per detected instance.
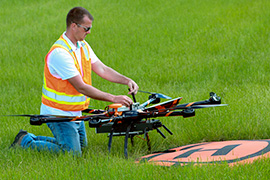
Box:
[10,7,139,155]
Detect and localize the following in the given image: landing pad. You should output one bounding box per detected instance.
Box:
[137,140,270,166]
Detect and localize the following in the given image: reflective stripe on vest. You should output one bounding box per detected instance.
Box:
[42,35,91,111]
[54,38,90,61]
[42,87,86,105]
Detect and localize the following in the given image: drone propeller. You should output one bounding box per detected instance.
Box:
[138,90,172,99]
[190,104,228,109]
[144,97,182,111]
[5,114,76,118]
[147,103,228,114]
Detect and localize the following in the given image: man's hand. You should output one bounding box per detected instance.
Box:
[127,80,139,95]
[112,95,133,107]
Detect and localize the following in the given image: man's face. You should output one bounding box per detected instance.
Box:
[74,16,92,41]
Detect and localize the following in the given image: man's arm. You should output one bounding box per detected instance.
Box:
[91,60,139,94]
[68,75,133,107]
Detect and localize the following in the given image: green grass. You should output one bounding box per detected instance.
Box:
[1,0,270,179]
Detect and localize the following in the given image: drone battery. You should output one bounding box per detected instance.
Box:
[95,119,162,135]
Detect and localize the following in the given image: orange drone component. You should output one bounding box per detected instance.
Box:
[108,103,123,116]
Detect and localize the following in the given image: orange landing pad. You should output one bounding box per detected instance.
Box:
[136,140,270,166]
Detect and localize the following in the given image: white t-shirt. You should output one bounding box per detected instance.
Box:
[40,32,100,116]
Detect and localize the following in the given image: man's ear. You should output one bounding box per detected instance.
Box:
[69,22,77,31]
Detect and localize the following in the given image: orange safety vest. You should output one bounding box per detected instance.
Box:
[42,35,92,111]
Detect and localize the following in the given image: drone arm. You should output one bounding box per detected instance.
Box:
[139,97,158,109]
[82,109,106,114]
[30,117,77,125]
[174,94,221,110]
[29,114,110,126]
[148,110,195,118]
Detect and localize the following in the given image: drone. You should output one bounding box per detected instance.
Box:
[12,91,227,158]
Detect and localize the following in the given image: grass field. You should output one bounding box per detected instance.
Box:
[1,0,270,179]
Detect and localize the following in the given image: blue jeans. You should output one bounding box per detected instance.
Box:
[20,121,87,156]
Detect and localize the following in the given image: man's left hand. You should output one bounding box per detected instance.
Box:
[128,80,139,95]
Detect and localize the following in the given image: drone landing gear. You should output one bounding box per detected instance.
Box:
[96,119,173,158]
[145,130,151,152]
[124,123,132,158]
[107,121,135,158]
[109,121,143,159]
[108,127,114,153]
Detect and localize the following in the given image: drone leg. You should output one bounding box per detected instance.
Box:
[143,128,151,152]
[131,135,134,146]
[124,123,132,159]
[157,128,166,139]
[162,125,173,135]
[108,127,114,153]
[145,132,151,152]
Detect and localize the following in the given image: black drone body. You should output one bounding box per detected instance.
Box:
[10,91,227,158]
